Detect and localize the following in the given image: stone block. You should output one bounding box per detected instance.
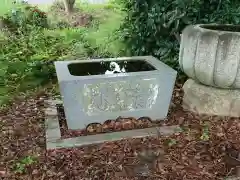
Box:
[47,125,179,149]
[54,56,177,130]
[183,79,240,117]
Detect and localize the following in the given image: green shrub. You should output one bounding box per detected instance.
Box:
[44,27,90,58]
[0,4,74,106]
[82,4,126,58]
[0,4,48,34]
[120,0,240,70]
[0,2,125,107]
[0,28,73,105]
[23,6,48,28]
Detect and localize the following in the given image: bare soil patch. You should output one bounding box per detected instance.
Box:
[48,2,93,28]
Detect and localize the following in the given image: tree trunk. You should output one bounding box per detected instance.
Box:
[63,0,75,13]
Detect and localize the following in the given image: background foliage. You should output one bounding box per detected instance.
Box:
[2,0,240,107]
[0,5,70,105]
[0,1,125,107]
[119,0,240,70]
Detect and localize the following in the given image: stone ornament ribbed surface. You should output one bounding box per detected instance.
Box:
[179,24,240,89]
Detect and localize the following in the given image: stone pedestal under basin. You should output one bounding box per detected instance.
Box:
[182,79,240,117]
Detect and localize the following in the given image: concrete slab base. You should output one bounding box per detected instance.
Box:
[44,99,178,150]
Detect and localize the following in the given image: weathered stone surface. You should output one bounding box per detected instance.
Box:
[55,56,177,130]
[179,24,240,89]
[45,107,58,117]
[46,128,61,142]
[44,100,179,150]
[44,99,62,107]
[47,125,179,150]
[44,100,61,144]
[182,79,240,117]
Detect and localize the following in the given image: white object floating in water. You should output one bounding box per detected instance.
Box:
[110,62,120,71]
[105,62,126,74]
[105,70,114,74]
[121,66,126,73]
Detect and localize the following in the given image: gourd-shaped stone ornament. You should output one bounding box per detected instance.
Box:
[179,24,240,89]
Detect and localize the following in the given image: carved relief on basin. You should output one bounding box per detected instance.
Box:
[82,78,159,115]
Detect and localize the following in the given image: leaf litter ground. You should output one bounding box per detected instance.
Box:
[0,82,240,180]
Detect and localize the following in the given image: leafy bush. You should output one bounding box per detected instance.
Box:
[0,4,74,106]
[0,4,48,34]
[23,6,48,28]
[44,27,90,58]
[120,0,240,70]
[0,2,125,107]
[0,27,73,105]
[81,4,126,58]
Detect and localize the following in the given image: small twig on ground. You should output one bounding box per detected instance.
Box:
[226,167,234,178]
[41,174,45,180]
[103,167,109,180]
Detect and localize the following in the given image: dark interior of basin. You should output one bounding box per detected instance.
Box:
[68,60,156,76]
[200,25,240,32]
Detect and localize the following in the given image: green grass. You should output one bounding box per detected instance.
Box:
[77,2,126,57]
[0,0,15,15]
[0,0,49,15]
[46,1,126,57]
